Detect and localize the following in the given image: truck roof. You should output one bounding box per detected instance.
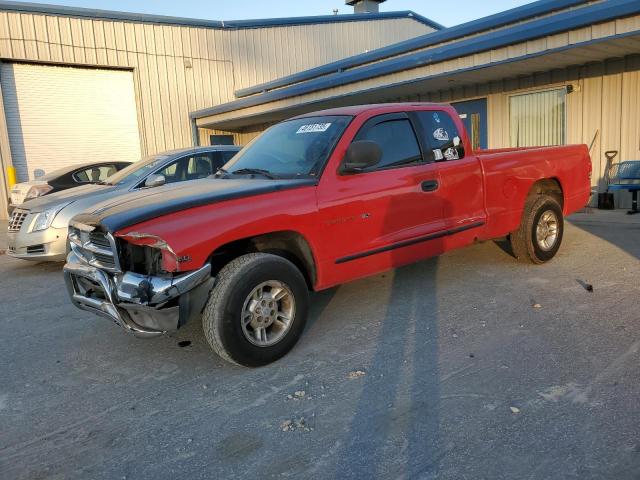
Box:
[292,102,446,119]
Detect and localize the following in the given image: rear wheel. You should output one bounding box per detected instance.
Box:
[202,253,309,367]
[510,194,564,264]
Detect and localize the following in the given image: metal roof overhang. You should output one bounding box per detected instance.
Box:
[233,0,589,99]
[0,0,440,30]
[195,30,640,131]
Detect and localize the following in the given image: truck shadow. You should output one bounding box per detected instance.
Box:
[333,260,442,478]
[333,195,446,478]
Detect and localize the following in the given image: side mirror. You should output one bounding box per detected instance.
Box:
[341,140,382,174]
[144,174,166,188]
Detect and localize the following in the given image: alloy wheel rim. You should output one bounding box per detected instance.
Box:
[536,210,559,251]
[241,280,295,347]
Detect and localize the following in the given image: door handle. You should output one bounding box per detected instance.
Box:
[421,180,439,192]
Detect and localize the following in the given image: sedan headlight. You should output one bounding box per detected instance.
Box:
[30,203,69,232]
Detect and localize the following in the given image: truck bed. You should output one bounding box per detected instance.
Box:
[477,144,592,240]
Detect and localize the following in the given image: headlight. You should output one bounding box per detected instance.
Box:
[25,184,53,201]
[30,204,69,232]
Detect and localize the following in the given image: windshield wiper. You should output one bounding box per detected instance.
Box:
[230,168,279,179]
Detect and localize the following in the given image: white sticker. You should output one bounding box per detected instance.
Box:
[444,147,459,160]
[433,149,444,161]
[433,128,449,142]
[433,112,441,124]
[296,123,332,134]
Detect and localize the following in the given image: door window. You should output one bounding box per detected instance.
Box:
[186,155,213,180]
[73,165,118,183]
[416,111,465,162]
[354,117,422,171]
[155,154,213,184]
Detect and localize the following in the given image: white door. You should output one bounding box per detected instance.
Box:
[1,63,141,182]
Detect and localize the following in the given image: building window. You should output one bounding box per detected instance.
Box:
[509,88,566,147]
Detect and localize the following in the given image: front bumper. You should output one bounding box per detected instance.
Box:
[7,226,68,261]
[63,251,214,338]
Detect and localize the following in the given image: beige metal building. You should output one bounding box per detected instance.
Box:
[3,0,640,219]
[194,0,640,209]
[0,0,439,219]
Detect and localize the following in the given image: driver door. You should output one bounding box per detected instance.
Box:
[317,112,446,282]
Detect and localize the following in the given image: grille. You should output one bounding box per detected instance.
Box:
[27,244,45,254]
[94,251,116,266]
[89,231,111,249]
[69,226,119,271]
[8,209,28,232]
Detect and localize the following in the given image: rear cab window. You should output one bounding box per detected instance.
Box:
[415,111,465,162]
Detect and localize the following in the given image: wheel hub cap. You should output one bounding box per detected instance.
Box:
[241,280,295,347]
[536,210,559,251]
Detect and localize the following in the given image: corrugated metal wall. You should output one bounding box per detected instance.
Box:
[485,65,640,203]
[195,12,640,211]
[228,19,429,91]
[0,12,431,156]
[195,15,640,127]
[207,57,640,209]
[0,10,433,217]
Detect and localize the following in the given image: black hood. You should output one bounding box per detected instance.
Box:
[72,177,317,232]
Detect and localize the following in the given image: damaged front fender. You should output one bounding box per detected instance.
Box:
[116,231,184,272]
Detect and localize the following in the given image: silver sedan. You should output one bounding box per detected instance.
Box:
[7,145,241,262]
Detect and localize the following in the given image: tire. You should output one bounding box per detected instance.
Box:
[202,253,309,367]
[510,194,564,264]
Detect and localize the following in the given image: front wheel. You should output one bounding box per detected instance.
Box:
[510,194,564,264]
[202,253,309,367]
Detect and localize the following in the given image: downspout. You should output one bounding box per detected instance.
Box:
[191,118,200,147]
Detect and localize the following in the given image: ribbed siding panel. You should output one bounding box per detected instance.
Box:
[229,18,432,91]
[1,63,141,181]
[0,11,428,159]
[0,9,433,218]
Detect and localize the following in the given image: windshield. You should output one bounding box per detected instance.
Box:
[103,154,171,185]
[221,115,351,178]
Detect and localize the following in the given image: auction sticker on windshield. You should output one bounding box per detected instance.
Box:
[296,123,332,134]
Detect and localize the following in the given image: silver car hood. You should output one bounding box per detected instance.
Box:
[19,183,118,213]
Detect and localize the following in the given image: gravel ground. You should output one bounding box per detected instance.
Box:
[0,210,638,480]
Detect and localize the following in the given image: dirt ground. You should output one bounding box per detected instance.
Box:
[1,210,639,479]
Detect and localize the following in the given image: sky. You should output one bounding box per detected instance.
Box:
[22,0,534,28]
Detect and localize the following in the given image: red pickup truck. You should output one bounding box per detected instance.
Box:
[64,103,591,367]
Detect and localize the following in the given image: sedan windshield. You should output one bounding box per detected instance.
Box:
[221,115,351,178]
[103,154,171,185]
